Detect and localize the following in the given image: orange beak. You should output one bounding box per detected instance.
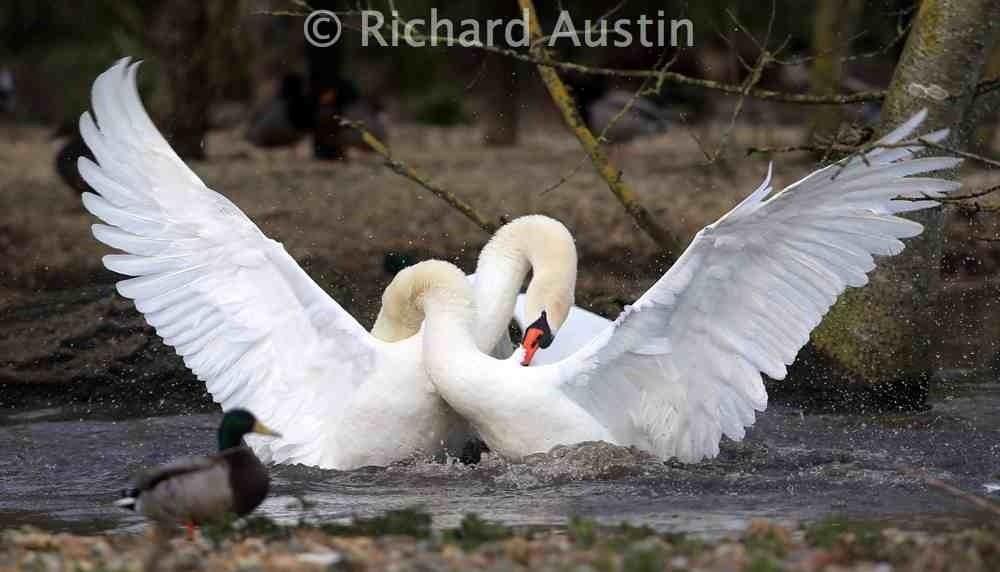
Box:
[521,327,544,366]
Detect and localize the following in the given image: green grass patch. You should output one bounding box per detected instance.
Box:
[568,516,598,548]
[202,514,288,544]
[320,507,433,539]
[442,514,514,550]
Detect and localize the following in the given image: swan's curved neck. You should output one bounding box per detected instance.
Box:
[473,215,577,351]
[372,261,473,342]
[414,260,484,377]
[407,261,480,354]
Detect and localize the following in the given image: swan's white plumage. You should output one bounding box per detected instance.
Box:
[77,59,605,469]
[79,59,389,466]
[548,109,960,462]
[424,109,961,463]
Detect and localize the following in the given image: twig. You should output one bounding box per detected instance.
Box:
[337,117,499,234]
[709,3,778,162]
[772,12,912,66]
[539,158,591,195]
[915,138,1000,170]
[713,58,768,160]
[896,464,1000,517]
[517,0,681,256]
[747,143,858,155]
[895,184,1000,204]
[749,139,1000,170]
[541,50,674,195]
[533,0,630,47]
[922,476,1000,518]
[975,77,1000,98]
[749,139,1000,205]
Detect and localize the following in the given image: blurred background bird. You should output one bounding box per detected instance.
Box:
[245,73,314,148]
[52,120,94,194]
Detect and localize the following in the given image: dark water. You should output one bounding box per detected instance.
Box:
[2,384,998,538]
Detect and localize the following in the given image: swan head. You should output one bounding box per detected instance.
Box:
[521,311,554,366]
[474,214,577,362]
[517,222,575,365]
[520,286,572,366]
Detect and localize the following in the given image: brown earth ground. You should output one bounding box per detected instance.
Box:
[1,120,999,412]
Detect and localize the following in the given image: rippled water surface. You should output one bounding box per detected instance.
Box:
[2,384,998,538]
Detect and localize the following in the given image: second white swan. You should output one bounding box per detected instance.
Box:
[415,111,961,462]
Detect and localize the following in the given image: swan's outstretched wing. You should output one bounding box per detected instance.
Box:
[78,59,379,464]
[547,110,960,462]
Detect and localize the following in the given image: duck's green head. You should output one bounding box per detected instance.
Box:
[218,409,282,451]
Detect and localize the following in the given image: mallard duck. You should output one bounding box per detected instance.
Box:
[116,409,279,532]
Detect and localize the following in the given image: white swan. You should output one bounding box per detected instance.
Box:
[75,59,602,469]
[416,111,961,463]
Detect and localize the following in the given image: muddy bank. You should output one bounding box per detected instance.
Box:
[2,278,999,417]
[2,511,998,572]
[0,283,211,416]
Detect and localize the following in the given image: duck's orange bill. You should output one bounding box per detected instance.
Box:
[521,327,544,366]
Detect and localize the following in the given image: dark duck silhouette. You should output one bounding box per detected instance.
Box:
[313,77,388,160]
[52,120,95,194]
[116,409,279,535]
[585,89,671,143]
[0,66,14,115]
[570,78,672,144]
[246,74,314,148]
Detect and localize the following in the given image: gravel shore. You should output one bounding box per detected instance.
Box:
[2,510,998,572]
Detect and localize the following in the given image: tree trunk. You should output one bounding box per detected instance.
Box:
[794,0,1000,410]
[970,39,1000,154]
[808,0,864,142]
[153,1,212,159]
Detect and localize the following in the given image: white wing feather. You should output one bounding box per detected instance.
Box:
[549,110,960,462]
[78,58,380,464]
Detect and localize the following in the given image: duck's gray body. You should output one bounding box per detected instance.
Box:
[121,446,269,525]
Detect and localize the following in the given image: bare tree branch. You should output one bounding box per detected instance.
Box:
[337,117,500,234]
[541,49,678,195]
[907,471,1000,518]
[772,9,913,66]
[747,139,1000,206]
[270,2,1000,106]
[709,3,778,162]
[517,0,681,256]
